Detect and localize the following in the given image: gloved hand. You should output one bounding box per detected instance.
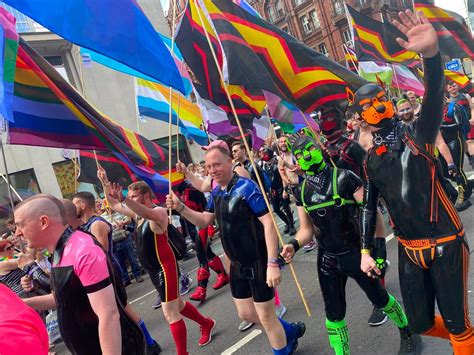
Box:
[447,164,458,178]
[370,238,387,278]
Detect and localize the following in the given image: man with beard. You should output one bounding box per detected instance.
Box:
[353,10,473,353]
[281,136,420,354]
[72,192,161,354]
[16,194,145,355]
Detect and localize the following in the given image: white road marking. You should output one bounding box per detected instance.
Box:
[221,329,263,355]
[386,233,395,242]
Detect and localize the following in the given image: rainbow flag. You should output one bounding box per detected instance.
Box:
[0,7,18,122]
[8,39,170,195]
[135,78,208,146]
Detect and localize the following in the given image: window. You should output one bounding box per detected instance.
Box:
[275,0,284,18]
[300,15,312,35]
[318,43,328,56]
[309,10,320,29]
[342,30,353,46]
[334,0,344,16]
[0,4,46,33]
[0,169,41,227]
[266,5,276,22]
[282,26,290,34]
[294,0,305,6]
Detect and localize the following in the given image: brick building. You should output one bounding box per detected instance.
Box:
[248,0,414,64]
[167,0,413,64]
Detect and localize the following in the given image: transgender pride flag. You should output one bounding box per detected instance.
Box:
[0,7,18,122]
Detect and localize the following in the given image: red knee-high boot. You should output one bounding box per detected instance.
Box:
[208,256,229,290]
[189,267,209,302]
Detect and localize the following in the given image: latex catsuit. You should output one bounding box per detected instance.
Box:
[206,174,274,302]
[295,165,389,321]
[439,103,472,198]
[51,227,144,355]
[360,53,472,336]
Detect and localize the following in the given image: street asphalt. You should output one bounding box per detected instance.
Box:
[54,171,474,355]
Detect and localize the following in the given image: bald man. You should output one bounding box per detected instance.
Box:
[15,194,145,355]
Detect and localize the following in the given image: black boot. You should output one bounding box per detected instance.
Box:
[283,224,290,234]
[398,327,421,355]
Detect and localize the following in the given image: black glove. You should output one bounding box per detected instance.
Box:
[447,164,458,178]
[370,237,387,278]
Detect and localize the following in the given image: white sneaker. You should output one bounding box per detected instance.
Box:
[238,320,254,331]
[303,240,317,252]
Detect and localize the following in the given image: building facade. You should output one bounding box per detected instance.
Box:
[248,0,414,64]
[0,1,204,225]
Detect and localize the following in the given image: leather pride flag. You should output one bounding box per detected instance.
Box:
[175,0,265,129]
[196,0,366,113]
[414,0,474,59]
[346,5,420,69]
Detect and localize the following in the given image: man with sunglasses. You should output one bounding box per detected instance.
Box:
[350,11,473,353]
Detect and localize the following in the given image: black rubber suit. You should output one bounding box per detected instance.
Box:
[324,131,366,177]
[205,174,273,302]
[359,54,472,343]
[439,102,472,199]
[51,227,144,355]
[295,165,389,321]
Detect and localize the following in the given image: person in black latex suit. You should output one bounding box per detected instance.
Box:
[260,147,296,236]
[166,145,306,355]
[15,194,145,355]
[318,106,366,176]
[280,136,419,355]
[352,10,473,354]
[439,101,472,210]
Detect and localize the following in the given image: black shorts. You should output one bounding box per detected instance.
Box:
[229,261,274,303]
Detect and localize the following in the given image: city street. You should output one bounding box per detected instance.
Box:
[55,173,474,355]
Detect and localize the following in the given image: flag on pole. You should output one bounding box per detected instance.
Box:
[392,64,425,96]
[135,78,208,146]
[175,0,264,128]
[4,0,188,94]
[0,7,18,122]
[414,0,474,59]
[358,61,393,85]
[197,0,367,113]
[344,46,358,73]
[346,5,420,68]
[263,91,320,134]
[9,39,170,196]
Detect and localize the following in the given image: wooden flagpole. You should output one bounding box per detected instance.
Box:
[193,0,311,317]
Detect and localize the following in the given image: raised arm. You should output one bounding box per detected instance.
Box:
[177,161,212,193]
[392,10,442,144]
[166,192,215,229]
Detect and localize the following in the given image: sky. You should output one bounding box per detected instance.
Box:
[435,0,468,18]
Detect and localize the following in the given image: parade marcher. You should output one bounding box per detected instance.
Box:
[17,194,145,355]
[175,180,229,303]
[446,79,474,168]
[99,172,216,355]
[439,101,472,210]
[72,191,162,354]
[260,147,296,237]
[351,10,474,354]
[167,144,306,354]
[281,136,420,354]
[406,91,421,119]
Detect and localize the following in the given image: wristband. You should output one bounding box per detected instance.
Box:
[289,239,301,253]
[177,203,185,213]
[267,258,280,264]
[267,263,280,268]
[361,248,371,254]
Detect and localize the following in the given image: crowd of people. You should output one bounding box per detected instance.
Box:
[0,9,473,355]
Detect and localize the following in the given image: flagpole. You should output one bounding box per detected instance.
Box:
[167,0,179,218]
[133,77,141,134]
[390,63,402,98]
[342,43,360,75]
[193,0,311,317]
